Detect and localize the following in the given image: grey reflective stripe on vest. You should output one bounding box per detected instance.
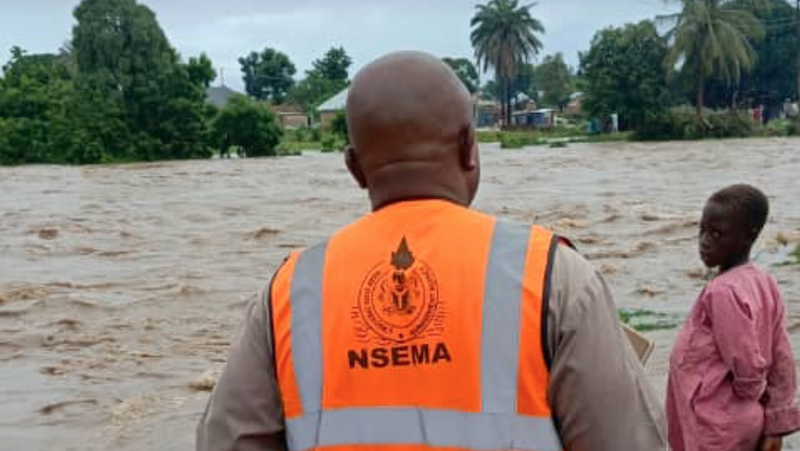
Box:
[289,240,328,413]
[285,226,562,451]
[481,222,531,413]
[287,407,562,451]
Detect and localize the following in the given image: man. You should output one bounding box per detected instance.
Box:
[197,51,666,451]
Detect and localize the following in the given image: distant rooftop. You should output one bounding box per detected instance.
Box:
[317,88,349,112]
[206,85,244,108]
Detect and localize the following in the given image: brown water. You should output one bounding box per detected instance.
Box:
[1,139,799,450]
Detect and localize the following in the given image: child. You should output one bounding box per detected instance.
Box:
[668,185,800,451]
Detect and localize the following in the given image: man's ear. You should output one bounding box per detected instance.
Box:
[345,146,368,189]
[459,126,478,171]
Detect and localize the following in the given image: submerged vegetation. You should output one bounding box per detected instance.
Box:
[619,308,683,332]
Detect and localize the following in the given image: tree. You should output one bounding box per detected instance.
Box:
[287,47,352,116]
[312,46,352,82]
[443,57,480,93]
[662,0,765,118]
[187,53,217,89]
[0,49,80,164]
[72,0,212,161]
[330,111,349,144]
[239,48,296,103]
[534,53,574,111]
[513,63,537,100]
[580,21,672,131]
[211,96,283,157]
[471,0,545,126]
[703,0,798,110]
[481,79,501,101]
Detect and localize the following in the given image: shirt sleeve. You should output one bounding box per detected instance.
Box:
[762,285,800,437]
[196,286,288,451]
[546,245,667,451]
[706,285,768,401]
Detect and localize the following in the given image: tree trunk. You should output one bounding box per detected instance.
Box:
[796,0,800,101]
[696,61,705,119]
[697,84,705,118]
[505,82,512,128]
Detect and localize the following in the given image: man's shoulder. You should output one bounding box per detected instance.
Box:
[549,241,603,311]
[552,240,594,277]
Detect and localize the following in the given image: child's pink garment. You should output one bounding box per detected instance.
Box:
[668,263,800,451]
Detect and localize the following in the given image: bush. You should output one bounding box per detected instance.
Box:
[477,130,502,143]
[764,119,795,137]
[631,112,672,141]
[330,111,349,144]
[320,133,345,153]
[634,108,754,141]
[706,112,752,139]
[211,97,283,157]
[500,132,544,149]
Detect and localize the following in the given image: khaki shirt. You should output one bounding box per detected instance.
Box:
[196,244,667,451]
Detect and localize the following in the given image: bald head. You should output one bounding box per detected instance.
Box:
[345,51,480,210]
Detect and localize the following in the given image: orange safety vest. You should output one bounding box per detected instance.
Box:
[270,199,563,451]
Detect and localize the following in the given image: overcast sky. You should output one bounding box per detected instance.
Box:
[0,0,676,91]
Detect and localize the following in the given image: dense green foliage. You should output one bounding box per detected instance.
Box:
[662,0,765,116]
[330,111,349,144]
[239,47,296,103]
[634,108,755,140]
[471,0,545,125]
[534,53,574,110]
[703,0,799,109]
[0,49,81,164]
[580,21,673,131]
[443,57,480,93]
[211,96,283,157]
[287,47,352,117]
[0,0,215,164]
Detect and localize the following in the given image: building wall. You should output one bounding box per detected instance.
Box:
[320,111,338,129]
[280,114,309,129]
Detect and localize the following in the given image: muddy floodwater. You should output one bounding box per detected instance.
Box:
[1,138,799,450]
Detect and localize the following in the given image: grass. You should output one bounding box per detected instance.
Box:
[280,127,637,153]
[275,141,314,155]
[276,129,347,154]
[478,129,632,149]
[579,131,634,143]
[619,308,683,332]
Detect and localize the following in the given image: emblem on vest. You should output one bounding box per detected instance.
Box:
[349,237,450,369]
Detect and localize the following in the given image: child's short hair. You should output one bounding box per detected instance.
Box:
[709,184,769,239]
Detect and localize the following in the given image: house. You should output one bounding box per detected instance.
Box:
[511,108,555,129]
[513,92,536,112]
[269,104,310,129]
[317,88,349,128]
[206,85,244,108]
[565,92,584,116]
[474,97,502,129]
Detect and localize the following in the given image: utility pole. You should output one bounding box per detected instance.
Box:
[796,0,799,102]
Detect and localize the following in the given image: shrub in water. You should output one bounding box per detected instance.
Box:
[321,134,345,153]
[764,119,794,137]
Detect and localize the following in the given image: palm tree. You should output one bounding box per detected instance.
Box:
[471,0,544,126]
[662,0,764,118]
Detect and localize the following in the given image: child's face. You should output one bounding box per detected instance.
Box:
[699,200,753,270]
